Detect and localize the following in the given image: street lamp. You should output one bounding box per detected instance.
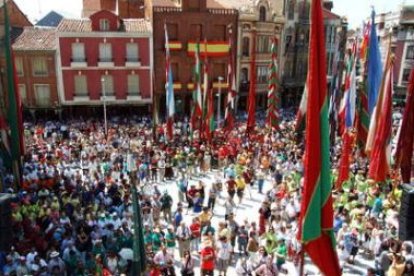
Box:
[101,77,108,138]
[216,76,224,129]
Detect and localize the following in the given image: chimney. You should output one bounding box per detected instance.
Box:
[323,1,333,11]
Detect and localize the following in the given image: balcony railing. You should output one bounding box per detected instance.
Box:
[98,58,114,67]
[125,57,142,67]
[207,8,238,15]
[154,6,182,13]
[71,57,87,68]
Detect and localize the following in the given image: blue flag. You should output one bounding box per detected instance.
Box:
[367,9,383,115]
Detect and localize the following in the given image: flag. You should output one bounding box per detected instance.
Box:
[192,42,203,130]
[357,22,371,151]
[224,38,236,132]
[3,0,24,185]
[246,30,257,133]
[295,74,308,131]
[204,88,215,142]
[336,55,357,189]
[298,0,341,275]
[202,39,209,114]
[368,57,393,182]
[394,69,414,183]
[367,10,382,115]
[365,10,383,155]
[164,24,175,141]
[266,37,279,130]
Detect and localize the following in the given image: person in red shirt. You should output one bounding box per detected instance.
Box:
[189,217,201,253]
[226,176,236,199]
[200,240,215,276]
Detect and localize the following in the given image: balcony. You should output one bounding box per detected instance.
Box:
[125,58,141,68]
[70,58,87,68]
[127,93,142,100]
[97,58,114,68]
[73,94,90,102]
[100,95,116,101]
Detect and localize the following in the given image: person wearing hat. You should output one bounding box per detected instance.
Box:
[200,239,215,276]
[216,235,232,276]
[47,251,65,274]
[165,225,177,256]
[176,221,191,258]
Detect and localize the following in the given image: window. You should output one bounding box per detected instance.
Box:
[190,24,203,41]
[256,36,270,53]
[259,6,266,22]
[34,84,50,106]
[242,37,250,57]
[402,68,411,83]
[167,23,178,40]
[74,75,88,96]
[101,75,114,96]
[257,66,268,83]
[32,57,48,76]
[127,74,140,96]
[18,84,26,104]
[240,68,248,83]
[406,45,414,60]
[71,43,85,62]
[99,19,110,31]
[126,43,139,62]
[288,0,295,20]
[15,57,23,76]
[99,43,112,62]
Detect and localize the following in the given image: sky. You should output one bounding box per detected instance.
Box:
[13,0,414,28]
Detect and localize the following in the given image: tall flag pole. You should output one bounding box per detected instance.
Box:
[336,48,357,190]
[368,54,393,182]
[3,0,23,186]
[202,39,209,116]
[266,37,279,130]
[365,9,384,156]
[246,29,257,134]
[224,37,236,132]
[298,0,341,275]
[164,23,175,141]
[394,69,414,183]
[191,42,203,136]
[204,88,215,143]
[357,21,371,153]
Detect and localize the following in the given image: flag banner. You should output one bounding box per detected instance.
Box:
[298,0,341,275]
[368,58,393,182]
[266,38,279,130]
[224,38,236,132]
[246,31,257,134]
[164,24,175,141]
[295,74,308,131]
[394,69,414,183]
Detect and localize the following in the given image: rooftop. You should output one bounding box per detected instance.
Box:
[153,0,226,9]
[57,18,151,33]
[36,11,64,27]
[12,27,56,51]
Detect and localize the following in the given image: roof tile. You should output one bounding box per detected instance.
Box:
[12,27,57,51]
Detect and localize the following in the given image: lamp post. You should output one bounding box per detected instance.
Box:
[101,77,108,138]
[216,76,224,128]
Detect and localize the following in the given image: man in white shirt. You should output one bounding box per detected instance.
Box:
[216,236,233,276]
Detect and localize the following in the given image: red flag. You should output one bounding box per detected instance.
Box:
[298,0,341,275]
[246,30,257,134]
[394,69,414,183]
[368,58,393,182]
[336,131,354,189]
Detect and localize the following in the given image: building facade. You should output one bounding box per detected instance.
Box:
[151,0,238,116]
[12,27,59,116]
[56,10,153,113]
[216,0,284,112]
[281,0,347,106]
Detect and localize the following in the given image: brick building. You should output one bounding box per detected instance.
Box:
[151,0,238,116]
[56,10,153,114]
[12,27,59,116]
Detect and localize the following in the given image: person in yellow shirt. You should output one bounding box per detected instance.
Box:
[235,176,246,204]
[387,254,406,276]
[198,207,212,229]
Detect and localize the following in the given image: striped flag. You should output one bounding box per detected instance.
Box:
[298,0,341,275]
[394,69,414,183]
[266,37,279,130]
[224,38,236,132]
[202,39,209,114]
[193,43,203,126]
[368,56,393,182]
[164,24,175,141]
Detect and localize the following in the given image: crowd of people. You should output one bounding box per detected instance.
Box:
[0,109,412,276]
